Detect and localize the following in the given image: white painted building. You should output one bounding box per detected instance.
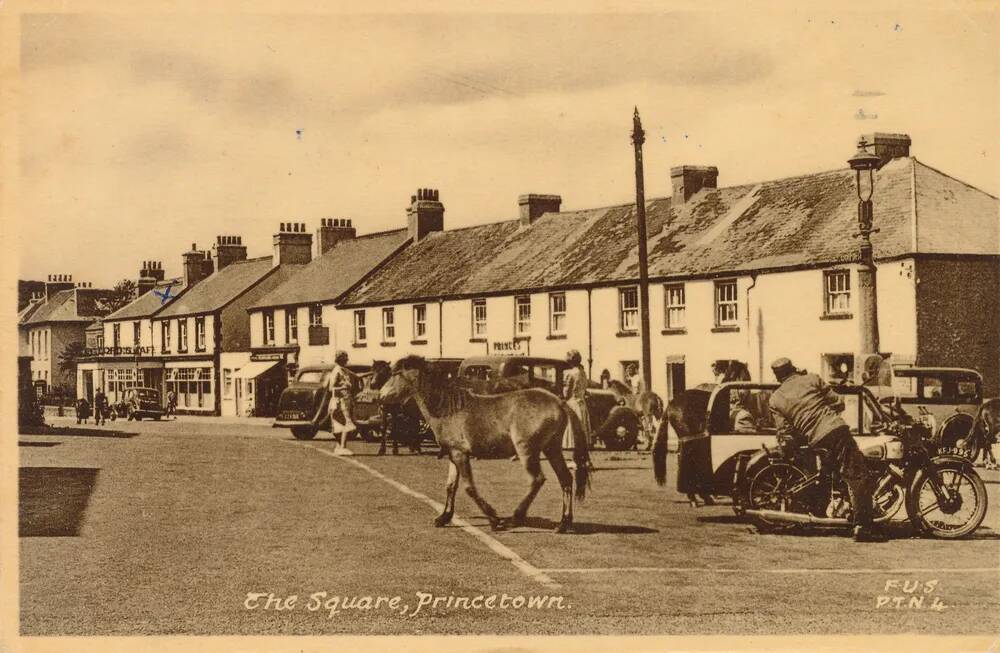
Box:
[332,134,998,398]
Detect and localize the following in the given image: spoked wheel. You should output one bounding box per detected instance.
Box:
[906,461,988,539]
[747,462,810,531]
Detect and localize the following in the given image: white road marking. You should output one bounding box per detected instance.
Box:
[540,567,1000,575]
[288,441,560,590]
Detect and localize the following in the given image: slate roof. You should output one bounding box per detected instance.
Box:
[157,257,293,318]
[105,277,185,321]
[342,157,998,306]
[250,229,409,309]
[18,299,44,324]
[21,288,115,325]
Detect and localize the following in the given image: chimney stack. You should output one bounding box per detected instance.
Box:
[137,260,165,296]
[518,194,562,226]
[45,274,75,300]
[273,222,313,266]
[671,165,718,204]
[407,188,444,243]
[182,245,214,288]
[862,133,911,168]
[212,235,248,272]
[316,218,357,256]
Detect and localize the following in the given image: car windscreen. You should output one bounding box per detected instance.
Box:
[894,372,982,404]
[296,371,327,384]
[136,389,158,400]
[462,365,492,381]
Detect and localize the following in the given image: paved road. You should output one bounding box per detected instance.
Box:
[18,417,1000,636]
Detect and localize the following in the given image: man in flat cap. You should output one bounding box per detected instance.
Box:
[768,357,882,542]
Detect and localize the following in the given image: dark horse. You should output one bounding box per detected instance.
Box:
[653,360,751,506]
[970,397,1000,469]
[379,355,591,533]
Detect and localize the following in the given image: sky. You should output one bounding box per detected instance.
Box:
[13,6,999,287]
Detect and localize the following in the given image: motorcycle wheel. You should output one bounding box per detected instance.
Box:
[746,462,810,531]
[871,473,906,523]
[906,461,988,539]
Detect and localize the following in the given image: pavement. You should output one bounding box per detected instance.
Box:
[17,416,1000,636]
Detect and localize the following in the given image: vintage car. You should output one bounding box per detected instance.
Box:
[884,366,984,450]
[378,358,464,451]
[456,356,642,450]
[677,381,904,499]
[274,359,463,444]
[273,364,377,440]
[122,387,166,421]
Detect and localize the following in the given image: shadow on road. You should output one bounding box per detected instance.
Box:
[19,441,61,447]
[20,467,100,537]
[696,514,745,524]
[20,425,138,439]
[510,515,658,535]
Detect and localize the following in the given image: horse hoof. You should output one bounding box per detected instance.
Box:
[490,519,506,532]
[511,513,526,528]
[555,522,571,534]
[434,514,452,527]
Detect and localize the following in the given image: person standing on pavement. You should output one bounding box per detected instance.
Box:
[327,350,359,455]
[768,357,883,542]
[563,350,592,449]
[94,388,109,425]
[625,363,645,395]
[165,389,177,418]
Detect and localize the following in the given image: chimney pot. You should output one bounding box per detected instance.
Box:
[518,194,562,225]
[671,165,719,204]
[407,188,445,242]
[861,132,912,168]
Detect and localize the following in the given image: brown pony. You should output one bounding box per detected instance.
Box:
[603,380,664,449]
[653,360,751,506]
[379,355,591,533]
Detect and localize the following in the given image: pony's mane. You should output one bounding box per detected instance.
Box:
[392,354,427,372]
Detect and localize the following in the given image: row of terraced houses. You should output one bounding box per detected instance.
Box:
[18,133,1000,417]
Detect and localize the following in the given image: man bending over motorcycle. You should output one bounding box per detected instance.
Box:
[768,357,885,542]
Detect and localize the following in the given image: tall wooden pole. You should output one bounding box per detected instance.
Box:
[632,108,653,390]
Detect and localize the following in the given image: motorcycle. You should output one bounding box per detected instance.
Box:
[733,413,988,539]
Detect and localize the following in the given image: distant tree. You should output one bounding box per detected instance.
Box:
[59,341,86,375]
[96,279,137,316]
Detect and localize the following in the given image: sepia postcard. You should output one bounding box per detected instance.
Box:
[3,2,998,652]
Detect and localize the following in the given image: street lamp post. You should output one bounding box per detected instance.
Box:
[848,137,882,356]
[631,108,653,390]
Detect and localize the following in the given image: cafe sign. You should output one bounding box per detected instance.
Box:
[81,346,154,357]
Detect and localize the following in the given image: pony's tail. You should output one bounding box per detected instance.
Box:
[564,404,592,500]
[653,411,670,486]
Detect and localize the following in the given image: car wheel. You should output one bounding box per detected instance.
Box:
[292,426,318,440]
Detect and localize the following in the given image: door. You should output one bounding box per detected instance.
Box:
[82,370,94,404]
[665,361,685,402]
[234,379,243,417]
